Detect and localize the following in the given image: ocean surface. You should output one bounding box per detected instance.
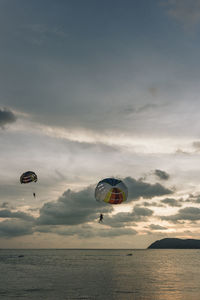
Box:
[0,249,200,300]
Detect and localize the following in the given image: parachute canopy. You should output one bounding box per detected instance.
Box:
[95,178,128,204]
[20,171,37,184]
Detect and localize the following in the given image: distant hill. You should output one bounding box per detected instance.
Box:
[148,238,200,249]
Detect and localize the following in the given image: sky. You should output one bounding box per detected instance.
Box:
[1,0,200,248]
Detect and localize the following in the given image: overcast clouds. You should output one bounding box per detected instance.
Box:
[0,0,200,248]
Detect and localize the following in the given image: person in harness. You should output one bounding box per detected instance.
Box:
[99,213,103,223]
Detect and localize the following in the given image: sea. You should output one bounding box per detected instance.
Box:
[0,249,199,300]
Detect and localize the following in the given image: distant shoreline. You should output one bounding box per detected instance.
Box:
[148,238,200,249]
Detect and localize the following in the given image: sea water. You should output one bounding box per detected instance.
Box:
[0,249,199,300]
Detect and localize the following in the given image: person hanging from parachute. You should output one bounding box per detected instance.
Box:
[99,213,103,223]
[20,171,38,198]
[95,177,128,224]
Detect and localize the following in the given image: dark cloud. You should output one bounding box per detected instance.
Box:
[37,186,113,226]
[0,108,16,128]
[184,194,200,203]
[119,104,135,115]
[121,102,160,116]
[134,206,153,216]
[0,202,9,208]
[175,149,190,155]
[37,178,170,226]
[161,198,182,207]
[37,225,137,238]
[148,87,158,97]
[193,141,200,151]
[124,177,173,201]
[161,207,200,223]
[0,0,199,141]
[154,169,170,180]
[0,209,35,222]
[163,0,200,27]
[97,228,137,237]
[105,206,153,228]
[0,178,168,237]
[143,201,164,207]
[149,224,167,231]
[105,212,137,228]
[36,225,96,238]
[137,103,159,113]
[195,197,200,203]
[0,220,33,237]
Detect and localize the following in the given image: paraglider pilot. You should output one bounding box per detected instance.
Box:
[99,213,103,223]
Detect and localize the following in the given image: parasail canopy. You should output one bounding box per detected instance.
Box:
[20,171,38,184]
[95,178,128,204]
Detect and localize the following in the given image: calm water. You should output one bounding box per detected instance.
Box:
[0,249,199,300]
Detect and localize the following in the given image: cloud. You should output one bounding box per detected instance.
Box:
[0,108,17,128]
[161,197,182,207]
[148,87,158,97]
[105,206,154,228]
[21,23,68,45]
[37,224,137,238]
[194,196,200,203]
[154,169,170,180]
[0,202,9,208]
[137,103,159,113]
[161,207,200,223]
[0,209,35,222]
[36,225,96,238]
[149,224,167,230]
[163,0,200,28]
[183,194,200,204]
[134,206,154,216]
[0,177,171,239]
[142,201,164,207]
[124,177,173,201]
[37,177,171,226]
[175,148,190,155]
[0,220,33,237]
[193,141,200,151]
[37,186,113,226]
[97,228,137,237]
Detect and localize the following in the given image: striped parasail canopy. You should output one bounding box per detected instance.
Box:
[95,178,128,204]
[20,171,38,184]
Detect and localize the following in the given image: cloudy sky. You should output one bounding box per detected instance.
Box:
[1,0,200,248]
